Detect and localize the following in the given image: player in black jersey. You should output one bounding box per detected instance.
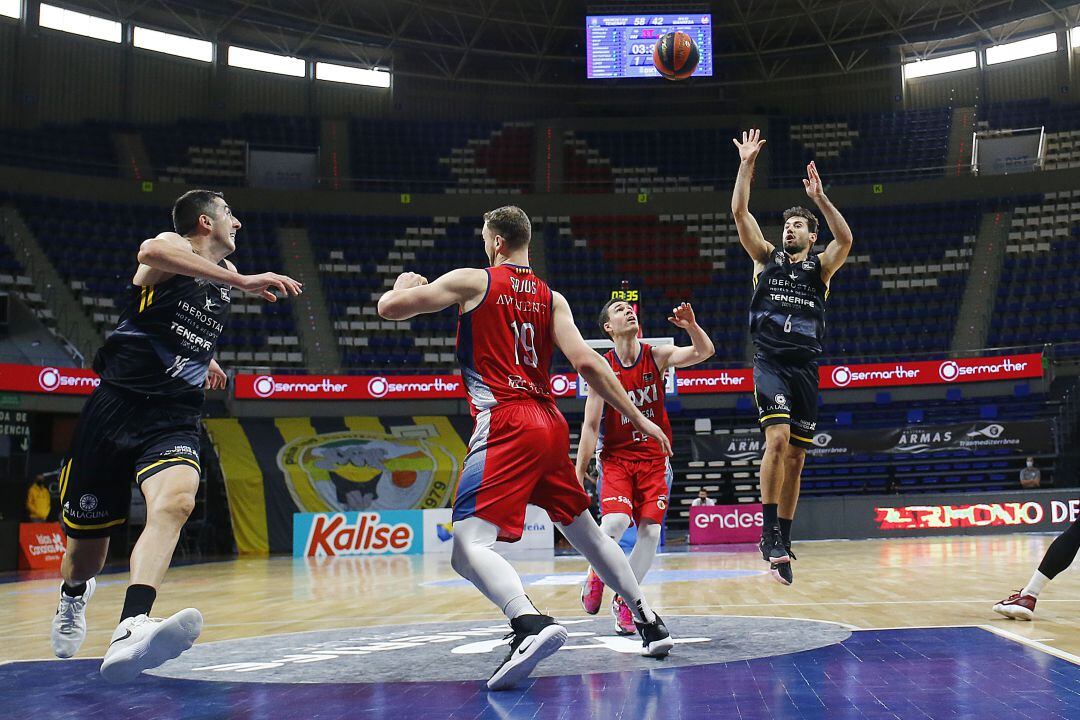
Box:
[49,190,302,682]
[731,129,853,585]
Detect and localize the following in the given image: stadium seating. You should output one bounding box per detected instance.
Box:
[991,191,1080,355]
[350,119,533,193]
[145,115,320,187]
[768,108,951,186]
[0,123,117,177]
[563,126,739,193]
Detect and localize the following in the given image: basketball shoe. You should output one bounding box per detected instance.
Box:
[635,613,674,658]
[759,525,790,565]
[487,614,567,691]
[611,595,636,635]
[51,577,96,658]
[993,592,1036,621]
[580,568,604,615]
[100,608,203,683]
[771,546,796,586]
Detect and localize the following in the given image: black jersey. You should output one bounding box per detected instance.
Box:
[749,249,828,362]
[93,266,232,403]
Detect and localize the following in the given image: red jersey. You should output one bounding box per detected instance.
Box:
[598,344,673,461]
[456,264,555,415]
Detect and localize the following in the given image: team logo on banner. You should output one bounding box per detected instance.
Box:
[277,427,461,513]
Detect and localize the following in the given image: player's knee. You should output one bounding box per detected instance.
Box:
[600,514,631,538]
[154,491,196,523]
[450,542,471,576]
[763,430,790,455]
[637,521,661,542]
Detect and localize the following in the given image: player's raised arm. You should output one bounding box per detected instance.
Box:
[731,129,774,265]
[804,161,853,283]
[652,302,715,371]
[138,233,303,302]
[377,268,488,320]
[551,291,671,456]
[575,391,604,486]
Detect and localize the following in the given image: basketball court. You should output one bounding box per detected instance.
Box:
[3,534,1077,719]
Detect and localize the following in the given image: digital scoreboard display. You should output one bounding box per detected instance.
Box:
[586,13,713,79]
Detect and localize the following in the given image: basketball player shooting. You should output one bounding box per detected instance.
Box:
[378,205,675,691]
[576,299,714,633]
[731,129,853,585]
[49,190,302,682]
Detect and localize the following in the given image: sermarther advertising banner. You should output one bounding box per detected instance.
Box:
[0,351,1043,400]
[693,420,1055,462]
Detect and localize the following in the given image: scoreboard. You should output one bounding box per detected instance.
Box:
[586,13,713,79]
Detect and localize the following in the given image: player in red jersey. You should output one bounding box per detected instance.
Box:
[576,299,714,633]
[378,206,675,691]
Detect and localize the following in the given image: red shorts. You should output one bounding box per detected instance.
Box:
[597,454,672,526]
[453,401,590,542]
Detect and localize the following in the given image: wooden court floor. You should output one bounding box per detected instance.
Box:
[3,533,1078,664]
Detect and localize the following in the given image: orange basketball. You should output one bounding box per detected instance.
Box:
[653,31,700,81]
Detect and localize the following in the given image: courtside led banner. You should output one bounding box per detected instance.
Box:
[0,364,100,396]
[293,511,424,557]
[0,352,1044,401]
[819,353,1042,390]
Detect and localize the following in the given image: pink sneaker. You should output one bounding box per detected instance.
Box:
[611,595,636,636]
[580,568,605,615]
[993,591,1036,621]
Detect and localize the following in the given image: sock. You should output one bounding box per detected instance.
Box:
[120,584,157,622]
[778,517,793,546]
[62,581,87,598]
[763,503,779,529]
[1022,571,1050,598]
[503,594,540,619]
[559,511,656,624]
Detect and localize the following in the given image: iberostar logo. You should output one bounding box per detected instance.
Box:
[277,426,463,513]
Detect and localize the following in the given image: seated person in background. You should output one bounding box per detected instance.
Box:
[691,489,717,507]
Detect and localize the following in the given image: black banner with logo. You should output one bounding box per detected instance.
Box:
[692,420,1055,462]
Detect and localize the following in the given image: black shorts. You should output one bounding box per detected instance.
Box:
[753,353,819,450]
[60,383,202,539]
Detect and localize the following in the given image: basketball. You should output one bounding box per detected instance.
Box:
[653,31,700,80]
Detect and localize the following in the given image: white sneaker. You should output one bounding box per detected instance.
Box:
[51,578,96,658]
[99,608,203,683]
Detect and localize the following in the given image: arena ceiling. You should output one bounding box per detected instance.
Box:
[53,1,1080,86]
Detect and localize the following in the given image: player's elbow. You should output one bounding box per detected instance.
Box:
[572,353,605,379]
[137,239,163,266]
[377,293,406,321]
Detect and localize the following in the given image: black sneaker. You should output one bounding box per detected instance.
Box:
[771,546,796,585]
[486,614,567,691]
[759,525,790,564]
[634,613,674,658]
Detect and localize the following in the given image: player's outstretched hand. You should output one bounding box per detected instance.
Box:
[393,272,428,290]
[205,358,227,390]
[637,419,673,456]
[803,160,825,202]
[238,272,303,302]
[668,302,697,329]
[733,128,766,163]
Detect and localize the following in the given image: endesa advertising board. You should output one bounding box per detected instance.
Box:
[236,352,1042,401]
[689,504,763,544]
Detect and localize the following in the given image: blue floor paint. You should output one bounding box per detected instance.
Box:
[3,627,1077,720]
